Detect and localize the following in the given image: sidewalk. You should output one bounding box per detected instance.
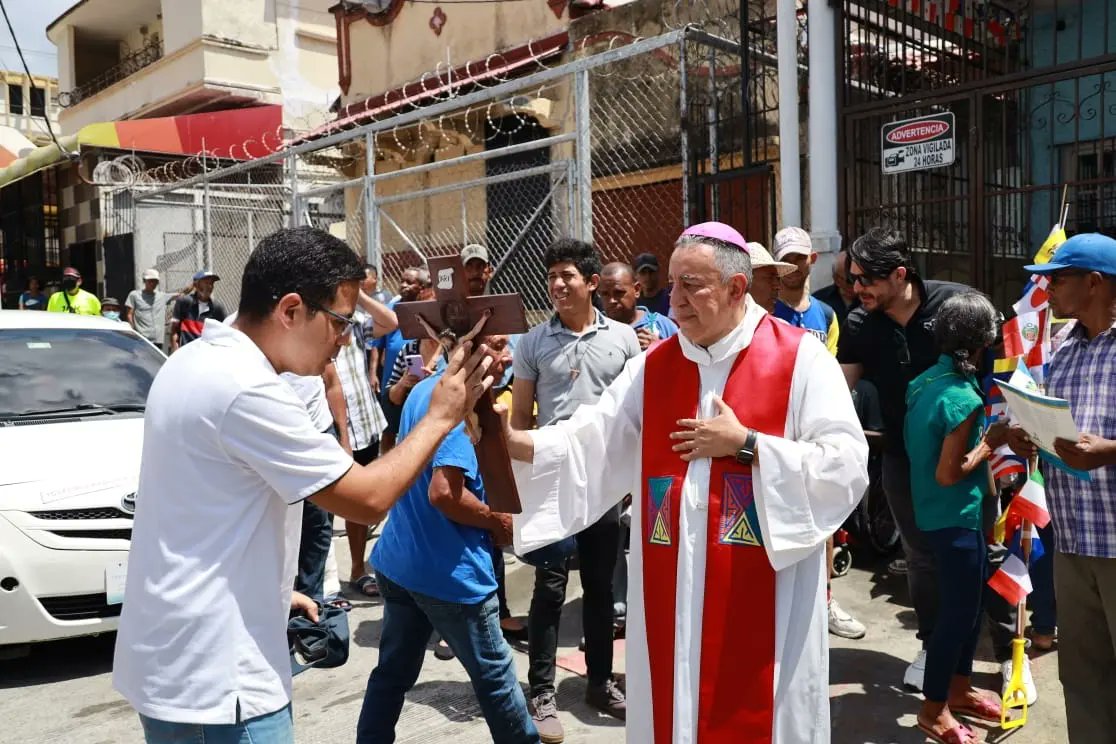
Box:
[0,542,1067,743]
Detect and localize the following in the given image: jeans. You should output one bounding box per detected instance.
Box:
[1029,522,1057,635]
[139,705,293,744]
[357,572,538,744]
[922,527,986,702]
[296,499,334,603]
[528,504,621,697]
[883,453,1017,661]
[492,546,511,620]
[295,425,339,603]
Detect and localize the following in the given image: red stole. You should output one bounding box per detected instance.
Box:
[641,316,803,743]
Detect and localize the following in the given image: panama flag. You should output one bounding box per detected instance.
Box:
[1013,274,1051,316]
[1012,470,1052,528]
[988,554,1034,605]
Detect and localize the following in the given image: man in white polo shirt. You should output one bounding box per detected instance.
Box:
[113,226,494,743]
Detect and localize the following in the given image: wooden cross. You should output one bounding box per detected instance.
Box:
[393,254,528,514]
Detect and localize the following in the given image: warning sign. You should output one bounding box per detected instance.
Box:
[881,112,956,174]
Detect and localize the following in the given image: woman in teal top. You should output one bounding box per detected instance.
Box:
[904,291,1008,744]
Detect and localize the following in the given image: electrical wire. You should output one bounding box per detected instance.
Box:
[0,0,68,156]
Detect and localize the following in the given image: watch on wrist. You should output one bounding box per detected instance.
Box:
[734,428,759,466]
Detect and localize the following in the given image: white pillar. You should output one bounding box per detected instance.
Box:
[776,0,801,230]
[807,0,842,285]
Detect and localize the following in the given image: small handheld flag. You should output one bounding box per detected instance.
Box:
[988,554,1033,605]
[1012,470,1051,529]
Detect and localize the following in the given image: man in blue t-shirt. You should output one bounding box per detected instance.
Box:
[773,227,840,356]
[599,262,678,351]
[773,226,866,643]
[357,338,538,744]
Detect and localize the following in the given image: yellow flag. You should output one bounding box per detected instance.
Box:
[993,357,1018,375]
[1033,224,1066,265]
[993,507,1010,544]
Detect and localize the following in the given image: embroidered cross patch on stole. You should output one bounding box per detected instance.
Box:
[720,473,764,547]
[646,476,675,546]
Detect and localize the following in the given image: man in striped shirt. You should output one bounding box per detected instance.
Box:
[335,291,397,597]
[1007,233,1116,743]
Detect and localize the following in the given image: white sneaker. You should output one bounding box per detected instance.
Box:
[1001,657,1038,706]
[828,599,867,639]
[903,649,927,691]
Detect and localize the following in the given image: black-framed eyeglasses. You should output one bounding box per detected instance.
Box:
[308,302,360,336]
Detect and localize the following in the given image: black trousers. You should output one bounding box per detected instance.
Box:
[528,504,621,696]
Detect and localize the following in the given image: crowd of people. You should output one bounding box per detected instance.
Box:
[23,217,1107,743]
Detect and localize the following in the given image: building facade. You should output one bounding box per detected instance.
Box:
[0,71,61,157]
[48,0,339,134]
[835,0,1116,309]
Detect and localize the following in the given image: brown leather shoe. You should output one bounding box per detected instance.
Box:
[585,677,626,720]
[531,693,564,743]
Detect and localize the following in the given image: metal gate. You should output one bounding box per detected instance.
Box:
[839,0,1116,310]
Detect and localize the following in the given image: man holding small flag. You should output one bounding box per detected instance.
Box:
[1006,232,1116,744]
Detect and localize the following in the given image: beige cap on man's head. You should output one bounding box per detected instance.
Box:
[746,242,797,277]
[773,226,814,261]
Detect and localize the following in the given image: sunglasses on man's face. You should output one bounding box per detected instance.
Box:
[846,271,885,287]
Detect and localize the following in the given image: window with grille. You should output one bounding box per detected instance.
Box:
[7,84,22,115]
[30,86,46,118]
[1069,142,1116,238]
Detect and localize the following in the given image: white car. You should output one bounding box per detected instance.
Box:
[0,310,164,653]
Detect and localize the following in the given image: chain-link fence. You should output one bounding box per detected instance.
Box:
[108,3,778,316]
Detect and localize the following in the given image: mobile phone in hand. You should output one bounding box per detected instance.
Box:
[405,354,428,379]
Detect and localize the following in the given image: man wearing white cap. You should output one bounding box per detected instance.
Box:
[772,228,867,641]
[773,227,840,355]
[506,222,868,743]
[744,241,795,314]
[126,269,173,352]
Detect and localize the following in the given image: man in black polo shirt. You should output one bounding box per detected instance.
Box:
[171,270,228,352]
[837,227,1032,702]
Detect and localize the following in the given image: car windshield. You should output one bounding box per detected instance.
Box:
[0,328,164,417]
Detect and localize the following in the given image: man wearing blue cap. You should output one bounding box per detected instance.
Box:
[1007,232,1116,743]
[171,270,227,352]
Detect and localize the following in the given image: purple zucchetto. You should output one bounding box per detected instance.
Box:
[678,222,750,253]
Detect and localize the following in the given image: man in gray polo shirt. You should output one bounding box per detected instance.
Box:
[126,269,173,351]
[512,238,639,742]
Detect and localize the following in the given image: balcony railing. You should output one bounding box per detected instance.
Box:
[58,35,163,108]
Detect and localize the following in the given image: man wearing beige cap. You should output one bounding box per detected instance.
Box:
[773,227,866,642]
[126,269,173,352]
[745,241,795,314]
[773,227,840,355]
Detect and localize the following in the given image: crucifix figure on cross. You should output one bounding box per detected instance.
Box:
[393,254,528,514]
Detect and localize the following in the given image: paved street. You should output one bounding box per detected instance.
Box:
[0,538,1066,743]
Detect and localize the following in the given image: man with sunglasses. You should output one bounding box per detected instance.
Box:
[1005,233,1116,743]
[837,227,1033,703]
[113,227,495,743]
